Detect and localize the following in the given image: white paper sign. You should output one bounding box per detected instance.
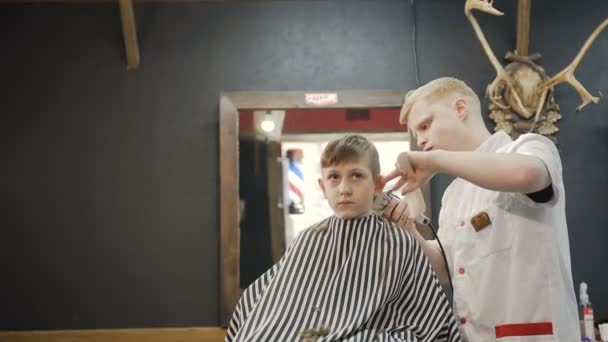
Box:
[305,93,338,106]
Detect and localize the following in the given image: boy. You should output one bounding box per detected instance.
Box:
[226,135,461,341]
[383,77,579,341]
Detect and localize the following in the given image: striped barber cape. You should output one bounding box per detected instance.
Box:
[226,213,461,342]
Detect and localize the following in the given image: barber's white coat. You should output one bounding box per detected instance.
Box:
[437,131,580,341]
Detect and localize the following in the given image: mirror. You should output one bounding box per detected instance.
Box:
[219,90,432,325]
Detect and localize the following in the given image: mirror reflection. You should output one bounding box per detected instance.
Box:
[238,108,411,288]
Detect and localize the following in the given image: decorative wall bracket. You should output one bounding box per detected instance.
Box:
[465,0,607,142]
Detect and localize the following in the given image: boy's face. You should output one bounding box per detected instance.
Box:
[318,158,382,219]
[408,98,468,151]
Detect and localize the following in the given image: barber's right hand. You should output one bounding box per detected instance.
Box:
[381,195,415,233]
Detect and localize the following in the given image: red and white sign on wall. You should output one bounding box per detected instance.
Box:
[305,93,338,106]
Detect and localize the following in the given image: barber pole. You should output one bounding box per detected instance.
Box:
[287,149,305,214]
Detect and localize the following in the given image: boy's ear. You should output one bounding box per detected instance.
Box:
[455,98,468,121]
[318,178,325,192]
[375,176,385,193]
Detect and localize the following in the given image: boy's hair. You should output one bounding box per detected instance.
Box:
[399,77,480,124]
[321,135,380,179]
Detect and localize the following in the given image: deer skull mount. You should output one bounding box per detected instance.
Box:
[465,0,608,142]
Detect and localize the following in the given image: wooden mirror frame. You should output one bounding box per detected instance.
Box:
[218,90,431,325]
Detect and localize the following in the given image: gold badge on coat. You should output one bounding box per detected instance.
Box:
[471,212,491,232]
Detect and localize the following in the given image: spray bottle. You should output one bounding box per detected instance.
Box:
[580,282,595,341]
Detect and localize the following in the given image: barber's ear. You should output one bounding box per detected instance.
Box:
[455,98,468,120]
[318,178,325,192]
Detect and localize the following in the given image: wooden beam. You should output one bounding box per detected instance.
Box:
[0,327,226,342]
[516,0,531,56]
[224,90,405,110]
[219,95,240,326]
[118,0,140,70]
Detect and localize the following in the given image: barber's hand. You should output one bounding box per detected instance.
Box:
[380,195,416,233]
[383,151,437,195]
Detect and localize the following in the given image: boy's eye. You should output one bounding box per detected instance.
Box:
[328,174,339,180]
[352,172,364,179]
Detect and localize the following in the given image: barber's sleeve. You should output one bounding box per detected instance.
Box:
[510,133,562,207]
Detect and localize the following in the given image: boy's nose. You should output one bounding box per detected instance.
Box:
[339,180,352,195]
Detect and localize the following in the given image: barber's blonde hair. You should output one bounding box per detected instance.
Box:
[399,77,479,124]
[320,135,380,179]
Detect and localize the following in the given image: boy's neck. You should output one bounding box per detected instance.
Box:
[335,210,373,220]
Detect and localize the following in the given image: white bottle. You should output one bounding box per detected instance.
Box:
[580,282,595,341]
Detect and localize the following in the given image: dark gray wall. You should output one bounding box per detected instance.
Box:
[1,0,606,330]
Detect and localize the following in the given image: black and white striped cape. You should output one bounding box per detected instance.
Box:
[226,213,461,342]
